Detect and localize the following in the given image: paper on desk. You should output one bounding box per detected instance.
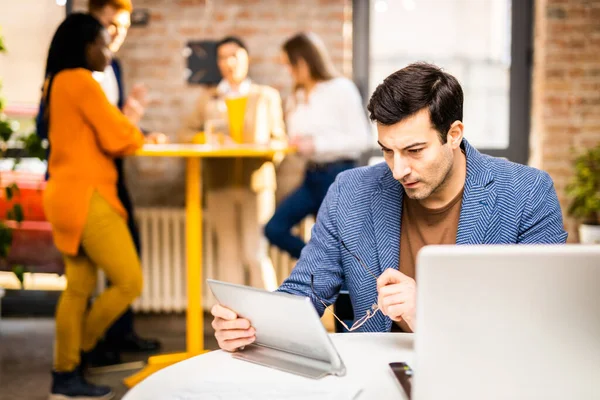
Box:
[165,381,362,400]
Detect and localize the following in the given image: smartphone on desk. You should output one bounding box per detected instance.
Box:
[389,362,412,399]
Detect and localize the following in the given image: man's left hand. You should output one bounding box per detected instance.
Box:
[123,84,148,125]
[145,132,169,144]
[128,83,148,107]
[377,268,417,332]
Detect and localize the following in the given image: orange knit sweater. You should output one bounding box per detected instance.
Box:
[42,68,144,255]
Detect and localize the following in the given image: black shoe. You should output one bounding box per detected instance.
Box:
[81,341,122,369]
[114,332,161,353]
[49,368,114,399]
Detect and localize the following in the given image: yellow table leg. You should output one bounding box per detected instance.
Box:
[185,157,203,354]
[124,157,208,388]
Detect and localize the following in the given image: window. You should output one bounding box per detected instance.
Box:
[353,0,533,164]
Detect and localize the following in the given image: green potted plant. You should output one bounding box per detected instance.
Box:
[566,144,600,244]
[0,27,46,285]
[0,28,22,282]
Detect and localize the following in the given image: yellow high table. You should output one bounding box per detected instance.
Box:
[124,142,290,388]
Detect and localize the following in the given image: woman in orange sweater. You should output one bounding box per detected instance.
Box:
[41,13,144,400]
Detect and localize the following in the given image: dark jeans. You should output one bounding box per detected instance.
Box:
[265,160,356,259]
[104,180,141,344]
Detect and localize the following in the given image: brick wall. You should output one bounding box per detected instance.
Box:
[530,0,600,241]
[72,0,600,240]
[74,0,352,206]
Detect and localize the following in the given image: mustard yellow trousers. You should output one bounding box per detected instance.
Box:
[53,192,142,372]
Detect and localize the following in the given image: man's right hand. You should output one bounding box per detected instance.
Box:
[211,304,256,352]
[123,84,148,126]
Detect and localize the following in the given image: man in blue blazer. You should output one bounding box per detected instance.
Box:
[211,62,567,350]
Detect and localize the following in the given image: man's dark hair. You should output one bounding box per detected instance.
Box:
[216,36,248,54]
[367,62,463,143]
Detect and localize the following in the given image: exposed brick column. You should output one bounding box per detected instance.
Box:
[530,0,600,241]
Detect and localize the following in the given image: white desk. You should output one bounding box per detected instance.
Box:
[123,333,414,400]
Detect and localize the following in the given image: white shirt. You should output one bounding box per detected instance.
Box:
[92,65,120,106]
[216,78,252,97]
[286,77,372,163]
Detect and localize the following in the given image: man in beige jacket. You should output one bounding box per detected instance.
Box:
[180,36,286,296]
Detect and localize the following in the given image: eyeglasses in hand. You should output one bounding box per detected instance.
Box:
[310,241,380,332]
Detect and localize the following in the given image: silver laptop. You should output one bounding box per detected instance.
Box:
[207,279,346,379]
[412,245,600,400]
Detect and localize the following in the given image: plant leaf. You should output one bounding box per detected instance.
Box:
[4,183,19,201]
[0,119,14,142]
[0,222,12,258]
[9,204,24,223]
[9,183,19,197]
[566,144,600,223]
[21,132,47,160]
[12,265,25,287]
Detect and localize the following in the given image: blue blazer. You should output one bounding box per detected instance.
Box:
[109,59,136,228]
[278,139,568,333]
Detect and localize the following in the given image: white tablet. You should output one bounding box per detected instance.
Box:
[207,279,346,379]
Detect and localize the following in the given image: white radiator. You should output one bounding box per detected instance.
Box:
[97,208,310,313]
[135,208,187,313]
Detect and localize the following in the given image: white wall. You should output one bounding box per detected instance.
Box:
[0,1,65,107]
